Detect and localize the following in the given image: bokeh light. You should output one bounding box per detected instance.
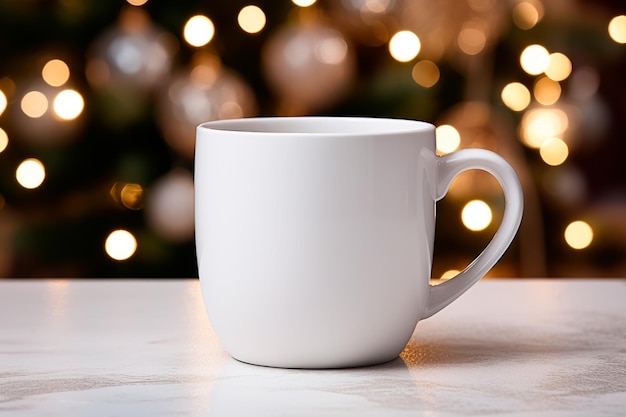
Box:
[441,269,461,280]
[457,23,486,55]
[110,182,144,210]
[126,0,149,5]
[315,36,349,65]
[539,137,569,166]
[292,0,316,6]
[0,127,8,153]
[184,15,215,47]
[238,5,266,34]
[520,107,569,148]
[436,124,461,154]
[608,15,626,44]
[21,91,48,118]
[0,90,7,115]
[520,44,550,75]
[53,89,84,120]
[16,158,46,189]
[412,60,440,88]
[461,200,493,231]
[564,220,593,250]
[501,82,531,111]
[42,59,70,87]
[105,229,137,261]
[512,1,543,30]
[389,30,421,62]
[533,76,561,105]
[545,52,572,81]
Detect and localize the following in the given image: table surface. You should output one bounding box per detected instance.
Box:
[1,279,625,416]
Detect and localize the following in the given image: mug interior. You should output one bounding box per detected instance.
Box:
[198,117,432,136]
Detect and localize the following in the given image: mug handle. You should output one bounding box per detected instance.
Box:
[422,149,524,319]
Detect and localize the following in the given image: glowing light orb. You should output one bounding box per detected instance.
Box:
[42,59,70,87]
[0,128,8,153]
[501,82,531,112]
[16,158,46,189]
[520,44,550,75]
[292,0,316,6]
[539,137,569,166]
[564,220,593,250]
[608,15,626,44]
[53,89,84,120]
[21,91,48,118]
[435,124,461,154]
[238,5,266,34]
[389,30,421,62]
[105,229,138,261]
[0,90,7,116]
[461,200,493,231]
[545,53,572,81]
[412,60,440,88]
[184,15,215,47]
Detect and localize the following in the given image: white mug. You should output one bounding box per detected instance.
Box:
[195,117,523,369]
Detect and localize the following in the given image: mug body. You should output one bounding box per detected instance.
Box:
[195,117,437,368]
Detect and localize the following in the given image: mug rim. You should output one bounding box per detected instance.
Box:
[197,116,433,137]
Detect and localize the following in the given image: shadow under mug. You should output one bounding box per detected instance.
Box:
[195,117,523,369]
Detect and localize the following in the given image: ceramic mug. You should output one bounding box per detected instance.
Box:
[195,117,523,369]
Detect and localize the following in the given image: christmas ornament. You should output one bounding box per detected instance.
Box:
[157,56,257,159]
[85,8,176,126]
[145,169,195,243]
[262,21,356,114]
[86,8,174,91]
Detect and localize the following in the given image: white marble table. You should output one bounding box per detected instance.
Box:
[0,279,625,416]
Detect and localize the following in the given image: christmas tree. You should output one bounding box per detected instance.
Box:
[1,0,625,278]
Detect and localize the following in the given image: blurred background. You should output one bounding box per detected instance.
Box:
[0,0,625,278]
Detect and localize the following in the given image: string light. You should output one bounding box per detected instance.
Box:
[435,124,461,154]
[457,23,487,55]
[105,229,137,261]
[16,158,46,189]
[291,0,316,6]
[184,15,215,47]
[0,90,7,116]
[520,107,569,148]
[238,5,266,34]
[388,30,421,62]
[512,1,544,30]
[533,76,561,105]
[0,127,8,153]
[564,220,593,249]
[110,182,144,210]
[441,269,461,280]
[42,59,70,87]
[539,137,569,166]
[461,200,493,231]
[608,15,626,44]
[121,183,144,210]
[501,82,531,111]
[545,53,572,81]
[21,91,48,118]
[412,60,440,88]
[53,89,84,120]
[520,44,550,75]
